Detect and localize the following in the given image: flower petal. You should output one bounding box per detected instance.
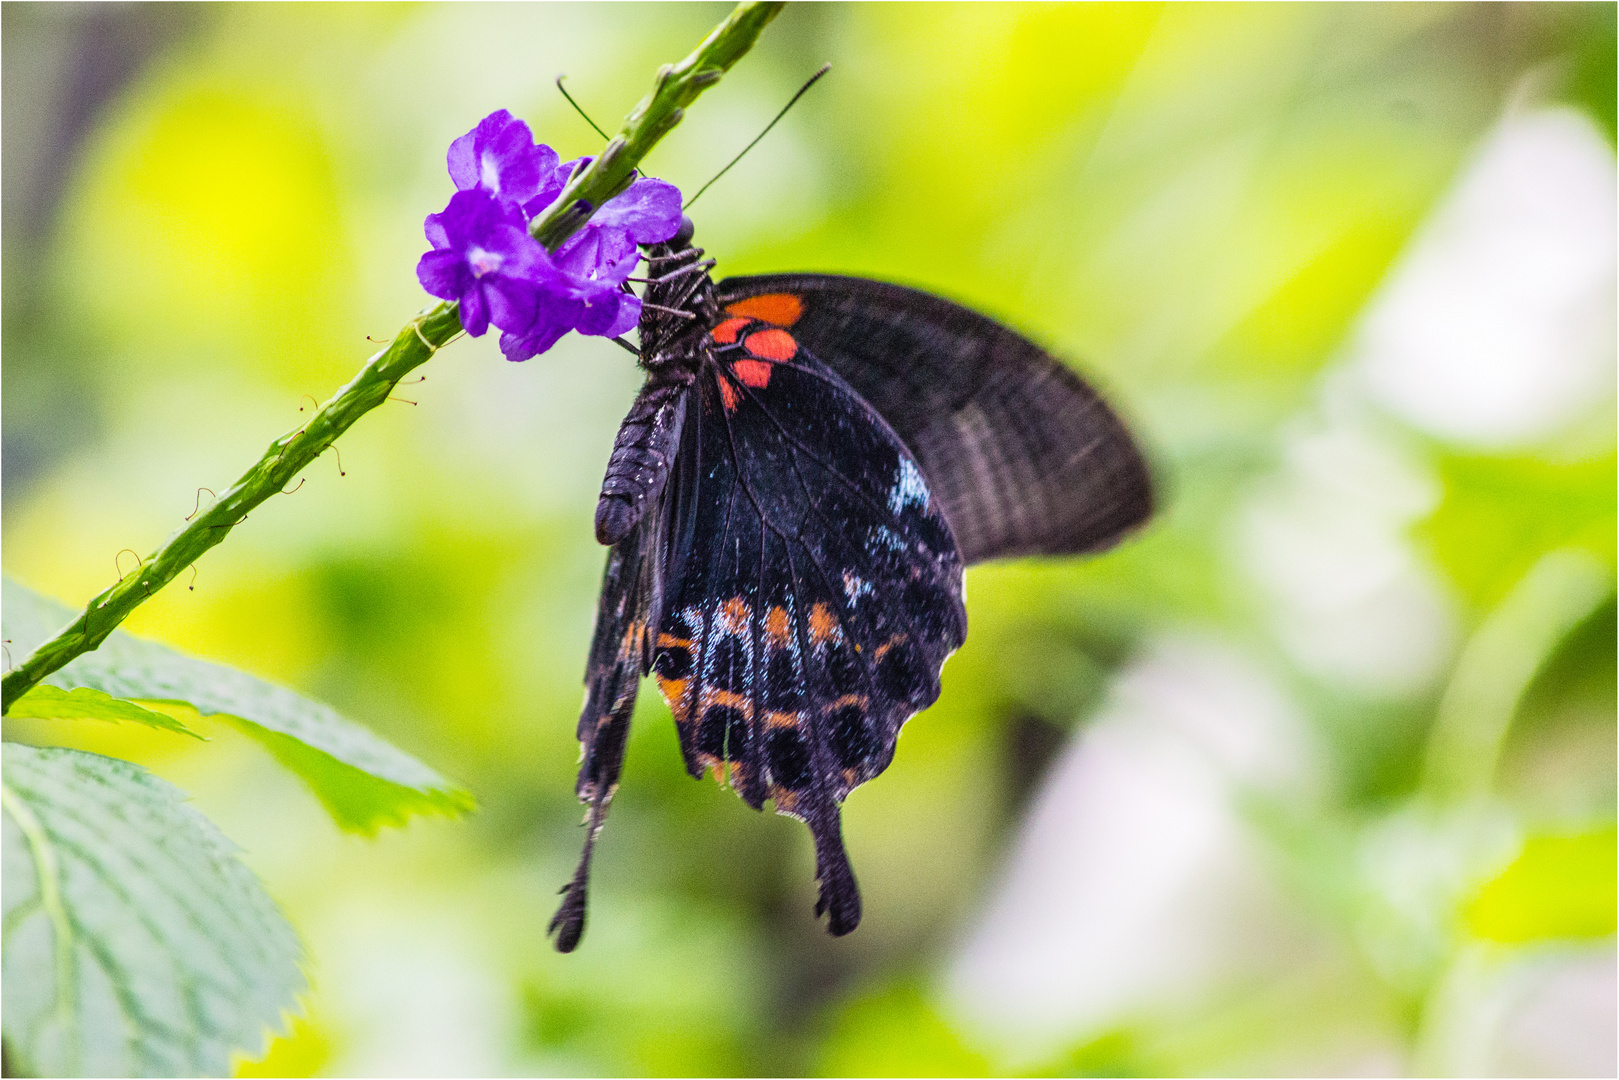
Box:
[577,290,641,337]
[416,249,469,300]
[448,109,561,214]
[445,116,491,191]
[490,225,564,285]
[591,178,682,244]
[549,178,680,283]
[423,212,450,251]
[430,189,508,248]
[522,156,592,220]
[480,114,547,205]
[601,293,642,337]
[483,274,540,335]
[554,226,617,279]
[499,302,576,361]
[597,247,644,288]
[458,286,490,337]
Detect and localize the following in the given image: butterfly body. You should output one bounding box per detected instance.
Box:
[550,228,1150,952]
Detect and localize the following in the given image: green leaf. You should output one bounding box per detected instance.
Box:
[6,685,201,740]
[1464,822,1618,944]
[3,578,474,834]
[221,719,473,834]
[1,743,305,1077]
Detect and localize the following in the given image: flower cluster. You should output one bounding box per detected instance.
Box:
[417,110,681,361]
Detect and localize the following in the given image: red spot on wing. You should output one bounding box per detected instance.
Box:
[725,293,803,327]
[717,373,740,412]
[732,359,773,389]
[711,317,749,344]
[743,328,797,361]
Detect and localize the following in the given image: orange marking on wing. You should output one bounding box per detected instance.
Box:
[720,597,751,632]
[873,633,908,660]
[717,372,739,412]
[764,711,800,729]
[764,606,791,646]
[656,677,690,715]
[808,603,839,645]
[725,293,803,326]
[732,358,773,389]
[658,633,692,649]
[701,687,751,713]
[743,328,797,361]
[711,316,749,344]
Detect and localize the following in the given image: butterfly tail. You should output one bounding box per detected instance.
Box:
[806,797,862,936]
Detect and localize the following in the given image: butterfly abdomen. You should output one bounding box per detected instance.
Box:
[595,367,694,546]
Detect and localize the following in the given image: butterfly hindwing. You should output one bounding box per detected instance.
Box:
[549,515,657,952]
[650,325,967,934]
[713,275,1154,563]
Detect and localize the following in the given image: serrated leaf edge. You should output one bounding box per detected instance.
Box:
[4,747,308,1074]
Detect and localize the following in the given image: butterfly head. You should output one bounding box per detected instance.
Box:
[636,222,717,366]
[669,214,695,251]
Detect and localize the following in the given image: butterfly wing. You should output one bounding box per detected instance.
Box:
[651,328,967,935]
[549,489,663,952]
[713,275,1153,564]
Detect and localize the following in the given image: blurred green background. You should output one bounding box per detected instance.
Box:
[3,3,1614,1076]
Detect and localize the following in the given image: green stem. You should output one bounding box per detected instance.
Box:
[0,0,785,715]
[529,1,785,250]
[2,302,460,714]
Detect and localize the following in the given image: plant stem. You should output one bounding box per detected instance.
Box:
[530,1,786,250]
[1,0,785,715]
[2,302,458,714]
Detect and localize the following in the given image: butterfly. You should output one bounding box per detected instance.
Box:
[548,217,1152,951]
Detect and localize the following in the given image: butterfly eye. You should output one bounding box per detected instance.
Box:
[671,215,695,250]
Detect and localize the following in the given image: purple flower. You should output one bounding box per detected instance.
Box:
[416,190,560,338]
[554,177,682,277]
[446,110,558,209]
[494,178,676,360]
[499,260,642,362]
[422,111,687,360]
[522,156,589,221]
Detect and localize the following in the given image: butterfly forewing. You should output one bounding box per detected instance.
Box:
[713,275,1154,563]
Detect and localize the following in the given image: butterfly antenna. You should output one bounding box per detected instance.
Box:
[683,62,831,210]
[556,75,612,141]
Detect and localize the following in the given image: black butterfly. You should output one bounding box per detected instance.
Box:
[548,218,1152,951]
